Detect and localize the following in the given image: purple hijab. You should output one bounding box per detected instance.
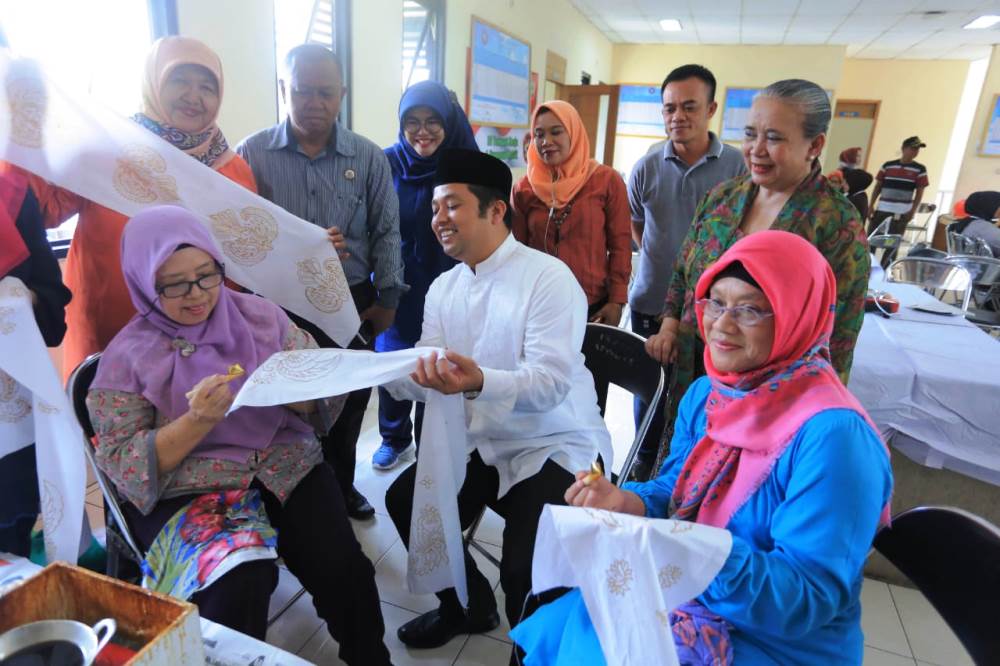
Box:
[91,205,313,462]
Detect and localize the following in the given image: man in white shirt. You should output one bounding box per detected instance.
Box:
[384,149,611,649]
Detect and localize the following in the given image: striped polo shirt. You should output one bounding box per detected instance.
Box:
[875,159,929,215]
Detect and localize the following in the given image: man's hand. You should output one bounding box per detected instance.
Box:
[327,226,349,259]
[360,304,396,336]
[589,302,623,325]
[410,350,484,395]
[645,317,679,365]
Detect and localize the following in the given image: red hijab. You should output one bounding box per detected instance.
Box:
[0,163,29,277]
[670,230,890,528]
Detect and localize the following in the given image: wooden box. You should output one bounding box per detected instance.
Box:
[0,562,204,665]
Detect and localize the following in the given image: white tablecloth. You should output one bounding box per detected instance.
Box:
[849,276,1000,485]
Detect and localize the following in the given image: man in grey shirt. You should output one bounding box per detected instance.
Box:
[627,64,745,478]
[237,44,404,519]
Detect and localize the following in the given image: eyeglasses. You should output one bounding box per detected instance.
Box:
[156,272,224,299]
[290,86,339,102]
[403,117,444,134]
[695,298,774,327]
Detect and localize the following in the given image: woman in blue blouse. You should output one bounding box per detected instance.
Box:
[512,230,893,665]
[374,81,478,470]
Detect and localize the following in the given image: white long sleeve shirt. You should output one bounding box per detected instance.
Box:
[387,233,612,497]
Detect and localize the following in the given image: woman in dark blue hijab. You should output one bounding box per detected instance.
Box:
[374,81,479,469]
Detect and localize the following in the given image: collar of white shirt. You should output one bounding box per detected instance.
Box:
[464,232,518,279]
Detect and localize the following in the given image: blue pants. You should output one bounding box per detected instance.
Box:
[377,387,424,451]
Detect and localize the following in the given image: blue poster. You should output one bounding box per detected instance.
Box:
[720,88,760,142]
[982,94,1000,156]
[617,84,663,138]
[469,18,531,127]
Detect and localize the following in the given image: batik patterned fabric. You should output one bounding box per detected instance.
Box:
[142,489,277,600]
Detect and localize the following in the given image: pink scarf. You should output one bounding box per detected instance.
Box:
[670,230,891,528]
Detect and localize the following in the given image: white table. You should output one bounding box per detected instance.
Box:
[849,276,1000,485]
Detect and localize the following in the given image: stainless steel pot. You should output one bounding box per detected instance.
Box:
[0,618,115,666]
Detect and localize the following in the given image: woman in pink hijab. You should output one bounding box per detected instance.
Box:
[514,230,892,666]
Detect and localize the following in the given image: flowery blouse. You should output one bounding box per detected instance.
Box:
[86,324,344,515]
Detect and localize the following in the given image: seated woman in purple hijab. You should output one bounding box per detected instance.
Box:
[86,206,391,666]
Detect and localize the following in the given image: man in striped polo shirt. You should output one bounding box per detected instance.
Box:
[868,136,929,240]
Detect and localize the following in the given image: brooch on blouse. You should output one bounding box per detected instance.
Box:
[171,337,197,357]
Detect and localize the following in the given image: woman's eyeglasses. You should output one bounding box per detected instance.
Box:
[403,117,444,134]
[696,298,774,327]
[156,272,224,299]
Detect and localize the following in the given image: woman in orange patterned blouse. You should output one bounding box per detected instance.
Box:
[29,36,256,381]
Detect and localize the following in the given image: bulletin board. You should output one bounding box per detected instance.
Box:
[468,16,532,128]
[720,86,836,142]
[978,94,1000,157]
[616,84,664,138]
[720,87,760,141]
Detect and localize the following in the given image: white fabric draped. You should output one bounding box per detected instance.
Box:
[0,51,359,346]
[0,277,85,563]
[229,347,470,605]
[530,505,733,666]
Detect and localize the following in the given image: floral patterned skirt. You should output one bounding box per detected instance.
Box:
[142,489,277,600]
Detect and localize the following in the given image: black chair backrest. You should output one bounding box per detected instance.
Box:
[68,353,101,438]
[874,506,1000,665]
[582,323,662,409]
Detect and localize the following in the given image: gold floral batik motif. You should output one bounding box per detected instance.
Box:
[606,558,634,597]
[209,207,279,267]
[656,609,671,629]
[6,75,47,148]
[0,306,15,335]
[408,504,449,576]
[0,370,31,423]
[670,519,694,534]
[250,350,342,386]
[41,480,63,559]
[36,399,60,414]
[112,145,180,203]
[583,507,623,529]
[658,563,682,589]
[297,258,349,314]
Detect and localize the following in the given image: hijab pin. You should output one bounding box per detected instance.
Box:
[171,337,197,357]
[344,169,356,180]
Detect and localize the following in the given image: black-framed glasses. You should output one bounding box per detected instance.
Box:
[156,271,224,299]
[696,298,774,327]
[403,116,444,134]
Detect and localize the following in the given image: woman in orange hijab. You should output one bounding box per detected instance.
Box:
[511,101,631,324]
[28,36,257,380]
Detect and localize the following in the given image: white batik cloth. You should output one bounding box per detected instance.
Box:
[531,505,733,666]
[0,51,359,346]
[229,347,470,605]
[0,277,85,563]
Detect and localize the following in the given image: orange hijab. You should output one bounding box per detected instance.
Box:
[138,36,235,169]
[526,101,598,209]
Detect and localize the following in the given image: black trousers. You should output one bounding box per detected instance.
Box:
[287,282,376,498]
[125,463,390,666]
[385,450,575,629]
[630,311,667,471]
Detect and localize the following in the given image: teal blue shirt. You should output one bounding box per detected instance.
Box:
[511,377,892,665]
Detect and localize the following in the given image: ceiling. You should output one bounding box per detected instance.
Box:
[570,0,1000,60]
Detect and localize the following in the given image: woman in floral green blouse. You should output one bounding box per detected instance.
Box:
[644,79,869,474]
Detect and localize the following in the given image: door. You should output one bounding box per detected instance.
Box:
[558,84,620,166]
[824,100,880,173]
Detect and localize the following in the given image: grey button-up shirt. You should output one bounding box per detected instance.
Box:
[627,132,745,316]
[237,119,405,308]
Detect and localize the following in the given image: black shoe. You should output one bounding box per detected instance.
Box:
[345,487,375,520]
[397,607,500,649]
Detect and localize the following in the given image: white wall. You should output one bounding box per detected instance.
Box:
[176,0,278,144]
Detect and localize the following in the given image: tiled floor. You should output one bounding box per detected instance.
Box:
[83,387,974,665]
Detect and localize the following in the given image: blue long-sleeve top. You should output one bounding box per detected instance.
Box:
[622,376,892,665]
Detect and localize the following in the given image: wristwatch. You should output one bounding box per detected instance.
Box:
[463,389,481,400]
